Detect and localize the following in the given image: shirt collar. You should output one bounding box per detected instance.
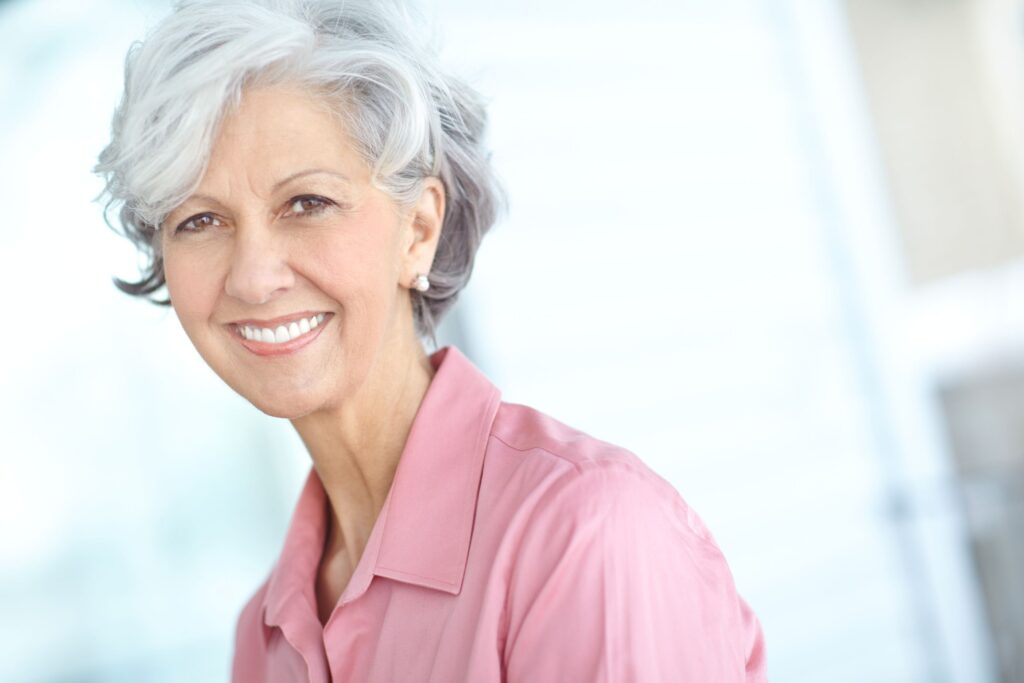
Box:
[262,345,502,625]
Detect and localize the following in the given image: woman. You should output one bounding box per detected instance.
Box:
[95,0,767,680]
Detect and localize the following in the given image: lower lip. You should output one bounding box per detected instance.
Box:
[234,315,332,357]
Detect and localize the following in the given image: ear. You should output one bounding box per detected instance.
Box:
[401,177,446,287]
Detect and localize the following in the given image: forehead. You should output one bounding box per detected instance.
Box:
[201,83,367,187]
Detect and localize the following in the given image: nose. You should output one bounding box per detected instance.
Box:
[223,224,294,305]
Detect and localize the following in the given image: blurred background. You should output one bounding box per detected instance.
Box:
[1,0,1022,680]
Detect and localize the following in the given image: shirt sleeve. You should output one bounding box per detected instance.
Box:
[502,465,768,682]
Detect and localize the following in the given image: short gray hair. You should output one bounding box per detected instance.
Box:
[94,0,503,344]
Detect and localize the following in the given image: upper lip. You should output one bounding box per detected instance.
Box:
[228,310,330,328]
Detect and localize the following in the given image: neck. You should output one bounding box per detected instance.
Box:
[290,330,436,562]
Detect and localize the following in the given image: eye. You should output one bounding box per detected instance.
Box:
[287,195,334,217]
[175,213,223,234]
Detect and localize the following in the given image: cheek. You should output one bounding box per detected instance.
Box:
[163,247,222,326]
[301,218,403,302]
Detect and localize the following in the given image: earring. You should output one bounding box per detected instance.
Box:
[413,273,431,292]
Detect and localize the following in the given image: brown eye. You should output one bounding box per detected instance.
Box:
[175,213,222,234]
[287,195,333,216]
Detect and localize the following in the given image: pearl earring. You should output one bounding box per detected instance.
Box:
[413,273,431,292]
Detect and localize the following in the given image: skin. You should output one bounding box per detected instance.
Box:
[160,83,446,626]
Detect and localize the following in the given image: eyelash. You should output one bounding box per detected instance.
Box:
[173,195,336,234]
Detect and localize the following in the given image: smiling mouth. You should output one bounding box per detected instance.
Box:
[235,312,327,344]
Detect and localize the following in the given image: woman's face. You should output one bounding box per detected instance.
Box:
[160,84,442,418]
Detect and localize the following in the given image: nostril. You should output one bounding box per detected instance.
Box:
[224,269,293,305]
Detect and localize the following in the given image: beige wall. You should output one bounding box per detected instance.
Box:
[842,0,1024,284]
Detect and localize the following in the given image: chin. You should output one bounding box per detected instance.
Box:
[235,382,327,420]
[249,396,321,420]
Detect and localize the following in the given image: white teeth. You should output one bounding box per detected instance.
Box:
[239,314,328,345]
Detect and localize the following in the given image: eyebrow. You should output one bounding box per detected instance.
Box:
[177,169,351,214]
[272,168,350,192]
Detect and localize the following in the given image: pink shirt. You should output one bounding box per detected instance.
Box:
[232,345,767,682]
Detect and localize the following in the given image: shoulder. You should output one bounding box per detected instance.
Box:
[486,401,717,545]
[491,405,764,681]
[491,401,643,472]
